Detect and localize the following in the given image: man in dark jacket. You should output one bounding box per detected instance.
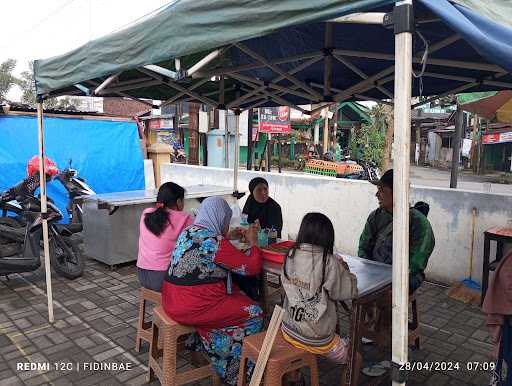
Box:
[358,169,435,292]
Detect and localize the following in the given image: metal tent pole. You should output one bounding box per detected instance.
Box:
[233,109,241,192]
[392,1,413,384]
[37,102,55,323]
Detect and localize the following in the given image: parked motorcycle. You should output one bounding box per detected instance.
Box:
[341,161,381,181]
[0,194,84,279]
[56,161,95,233]
[295,147,320,171]
[171,144,186,163]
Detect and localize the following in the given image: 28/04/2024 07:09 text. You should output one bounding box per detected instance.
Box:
[399,361,495,372]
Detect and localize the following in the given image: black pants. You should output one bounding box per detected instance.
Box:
[137,268,166,292]
[233,274,261,301]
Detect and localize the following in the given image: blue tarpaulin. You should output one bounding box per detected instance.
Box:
[0,115,145,222]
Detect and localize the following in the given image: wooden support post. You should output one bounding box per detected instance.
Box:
[469,115,478,172]
[266,134,272,172]
[450,106,464,188]
[323,107,329,155]
[277,139,282,173]
[37,103,55,323]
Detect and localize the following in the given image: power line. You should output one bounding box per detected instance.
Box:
[111,0,177,34]
[20,0,78,36]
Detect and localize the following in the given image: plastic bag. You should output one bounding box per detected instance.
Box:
[229,202,242,228]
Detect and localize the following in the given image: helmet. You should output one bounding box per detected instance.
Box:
[27,156,59,177]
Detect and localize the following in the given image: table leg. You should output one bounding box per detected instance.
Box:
[481,235,491,306]
[260,271,270,316]
[497,240,504,262]
[343,302,363,386]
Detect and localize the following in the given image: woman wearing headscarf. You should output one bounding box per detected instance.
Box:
[161,197,263,385]
[242,177,283,238]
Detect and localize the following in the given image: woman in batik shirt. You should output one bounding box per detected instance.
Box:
[161,196,263,385]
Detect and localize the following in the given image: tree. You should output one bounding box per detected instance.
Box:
[0,59,18,102]
[381,105,394,171]
[351,104,387,166]
[18,61,78,110]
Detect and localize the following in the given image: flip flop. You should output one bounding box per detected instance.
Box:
[361,361,391,377]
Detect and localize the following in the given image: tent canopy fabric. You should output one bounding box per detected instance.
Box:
[458,90,512,122]
[33,0,512,109]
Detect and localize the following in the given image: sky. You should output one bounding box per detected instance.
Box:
[1,0,172,101]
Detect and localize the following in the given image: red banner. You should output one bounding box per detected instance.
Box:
[258,107,291,133]
[483,132,512,144]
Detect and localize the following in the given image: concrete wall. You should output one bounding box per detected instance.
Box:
[161,163,512,285]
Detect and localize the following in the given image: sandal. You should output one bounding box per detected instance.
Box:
[361,360,391,377]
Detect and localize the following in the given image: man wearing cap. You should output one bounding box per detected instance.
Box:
[358,169,435,292]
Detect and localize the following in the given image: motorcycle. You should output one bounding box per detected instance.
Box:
[341,161,381,181]
[0,194,85,279]
[171,144,186,163]
[56,161,95,233]
[295,147,320,171]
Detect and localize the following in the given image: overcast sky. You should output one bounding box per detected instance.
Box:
[1,0,172,100]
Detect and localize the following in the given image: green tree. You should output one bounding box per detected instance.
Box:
[350,104,387,165]
[0,59,18,102]
[19,61,78,110]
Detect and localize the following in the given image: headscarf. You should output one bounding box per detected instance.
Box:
[243,177,283,237]
[194,196,232,236]
[249,177,268,194]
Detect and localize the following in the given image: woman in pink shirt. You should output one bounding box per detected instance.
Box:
[137,182,193,291]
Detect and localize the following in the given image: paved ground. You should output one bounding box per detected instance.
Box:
[410,166,512,195]
[0,257,495,386]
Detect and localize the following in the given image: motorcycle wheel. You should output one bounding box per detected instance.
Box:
[50,236,84,279]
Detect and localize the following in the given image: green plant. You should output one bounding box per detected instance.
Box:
[350,105,387,165]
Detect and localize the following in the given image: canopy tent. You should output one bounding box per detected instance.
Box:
[31,1,512,384]
[34,0,512,108]
[458,90,512,122]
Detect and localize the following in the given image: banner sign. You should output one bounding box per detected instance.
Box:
[483,131,512,144]
[258,107,291,133]
[148,118,173,130]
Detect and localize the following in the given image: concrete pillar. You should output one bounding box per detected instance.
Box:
[148,143,172,187]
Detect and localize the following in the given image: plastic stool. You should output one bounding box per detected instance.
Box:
[135,287,161,352]
[237,330,319,386]
[148,306,220,386]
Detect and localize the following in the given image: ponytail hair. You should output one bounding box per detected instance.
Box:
[144,182,185,236]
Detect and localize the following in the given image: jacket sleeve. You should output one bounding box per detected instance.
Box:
[358,213,375,259]
[409,211,435,274]
[213,238,263,276]
[323,255,358,301]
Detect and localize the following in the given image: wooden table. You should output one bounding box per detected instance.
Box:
[481,227,512,305]
[262,255,393,386]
